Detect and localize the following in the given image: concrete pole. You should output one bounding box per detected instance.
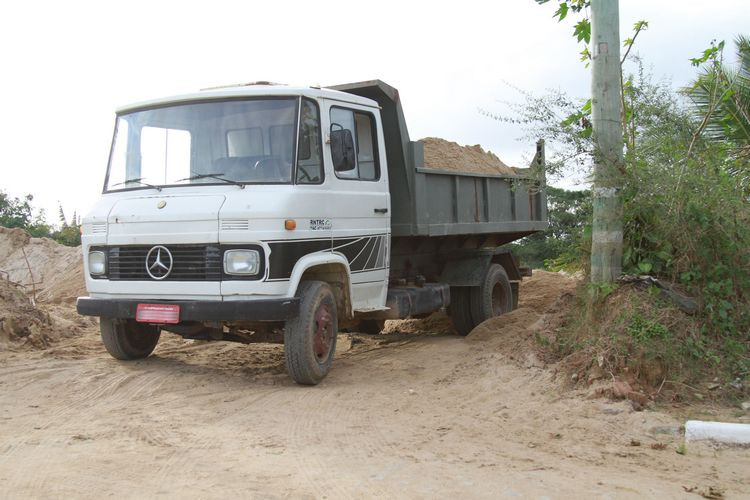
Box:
[590,0,624,283]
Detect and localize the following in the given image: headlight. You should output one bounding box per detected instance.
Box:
[224,249,260,275]
[88,251,106,276]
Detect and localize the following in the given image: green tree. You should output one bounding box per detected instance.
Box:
[510,186,592,270]
[0,191,34,228]
[686,35,750,161]
[0,191,51,236]
[0,190,81,246]
[51,202,81,246]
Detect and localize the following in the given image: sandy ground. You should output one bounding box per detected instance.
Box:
[1,273,748,498]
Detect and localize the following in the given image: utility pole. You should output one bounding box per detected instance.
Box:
[590,0,624,283]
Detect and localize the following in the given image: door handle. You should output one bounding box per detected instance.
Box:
[374,208,388,214]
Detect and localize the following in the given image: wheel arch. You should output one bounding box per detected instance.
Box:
[287,253,354,318]
[490,251,522,281]
[440,250,522,287]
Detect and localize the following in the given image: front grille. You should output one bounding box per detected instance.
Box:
[108,245,222,281]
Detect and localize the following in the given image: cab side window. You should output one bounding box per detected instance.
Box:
[330,107,380,181]
[296,98,323,184]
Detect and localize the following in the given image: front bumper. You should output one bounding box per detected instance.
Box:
[76,297,299,322]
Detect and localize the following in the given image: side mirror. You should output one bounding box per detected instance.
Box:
[330,128,355,172]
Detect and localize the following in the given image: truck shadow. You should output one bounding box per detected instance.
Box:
[125,328,461,387]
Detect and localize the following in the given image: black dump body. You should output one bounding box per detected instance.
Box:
[331,80,548,283]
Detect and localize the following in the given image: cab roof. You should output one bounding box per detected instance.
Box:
[116,83,380,114]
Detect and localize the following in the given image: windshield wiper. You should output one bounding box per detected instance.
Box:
[112,177,162,191]
[176,172,245,189]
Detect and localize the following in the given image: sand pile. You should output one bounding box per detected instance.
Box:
[0,226,85,304]
[419,137,517,176]
[0,278,92,350]
[384,270,580,349]
[467,271,579,363]
[0,279,49,346]
[0,227,90,350]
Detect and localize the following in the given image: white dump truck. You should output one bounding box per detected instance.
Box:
[76,80,547,384]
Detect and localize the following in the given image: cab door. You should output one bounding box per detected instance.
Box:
[323,101,390,311]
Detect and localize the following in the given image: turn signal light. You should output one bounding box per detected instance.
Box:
[285,219,296,230]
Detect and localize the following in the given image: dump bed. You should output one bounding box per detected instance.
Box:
[331,80,548,242]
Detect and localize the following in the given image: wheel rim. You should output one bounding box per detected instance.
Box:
[312,303,333,361]
[491,282,507,316]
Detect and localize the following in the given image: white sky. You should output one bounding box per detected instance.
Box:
[1,0,748,224]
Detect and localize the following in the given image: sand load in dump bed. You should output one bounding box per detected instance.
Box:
[330,80,548,239]
[419,137,517,176]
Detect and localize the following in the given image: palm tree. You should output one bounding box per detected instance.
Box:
[686,35,750,160]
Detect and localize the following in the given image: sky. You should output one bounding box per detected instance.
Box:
[1,0,748,224]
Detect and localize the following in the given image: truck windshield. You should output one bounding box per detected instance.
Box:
[105,98,298,191]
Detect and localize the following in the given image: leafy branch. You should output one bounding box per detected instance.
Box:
[536,1,648,160]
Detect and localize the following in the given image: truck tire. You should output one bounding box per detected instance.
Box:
[284,281,338,385]
[449,287,475,336]
[470,264,513,325]
[359,319,385,335]
[100,318,161,360]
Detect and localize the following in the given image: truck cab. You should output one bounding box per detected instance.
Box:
[78,81,547,385]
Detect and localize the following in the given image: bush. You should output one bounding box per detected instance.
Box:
[501,59,749,386]
[619,70,749,375]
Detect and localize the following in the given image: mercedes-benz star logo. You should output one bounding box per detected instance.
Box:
[145,245,173,280]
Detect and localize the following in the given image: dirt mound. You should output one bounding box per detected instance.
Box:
[0,279,93,350]
[467,270,579,365]
[0,226,89,350]
[555,282,722,405]
[0,226,85,304]
[383,270,580,357]
[0,280,48,345]
[383,313,454,336]
[419,137,517,175]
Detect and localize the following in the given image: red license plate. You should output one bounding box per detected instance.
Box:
[136,304,180,324]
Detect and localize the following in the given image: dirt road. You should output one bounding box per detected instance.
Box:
[1,274,748,498]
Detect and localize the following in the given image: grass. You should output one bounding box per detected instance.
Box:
[541,281,748,403]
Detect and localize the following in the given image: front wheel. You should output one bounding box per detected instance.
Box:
[284,281,338,385]
[100,318,161,360]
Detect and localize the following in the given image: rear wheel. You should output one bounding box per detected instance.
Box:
[100,318,161,360]
[449,286,475,336]
[470,264,513,325]
[284,281,338,385]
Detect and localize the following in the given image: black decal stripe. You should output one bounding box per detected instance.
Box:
[375,235,385,269]
[265,234,390,280]
[268,240,331,280]
[337,238,371,267]
[267,237,330,243]
[365,236,382,269]
[267,234,387,244]
[350,237,377,272]
[331,237,364,251]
